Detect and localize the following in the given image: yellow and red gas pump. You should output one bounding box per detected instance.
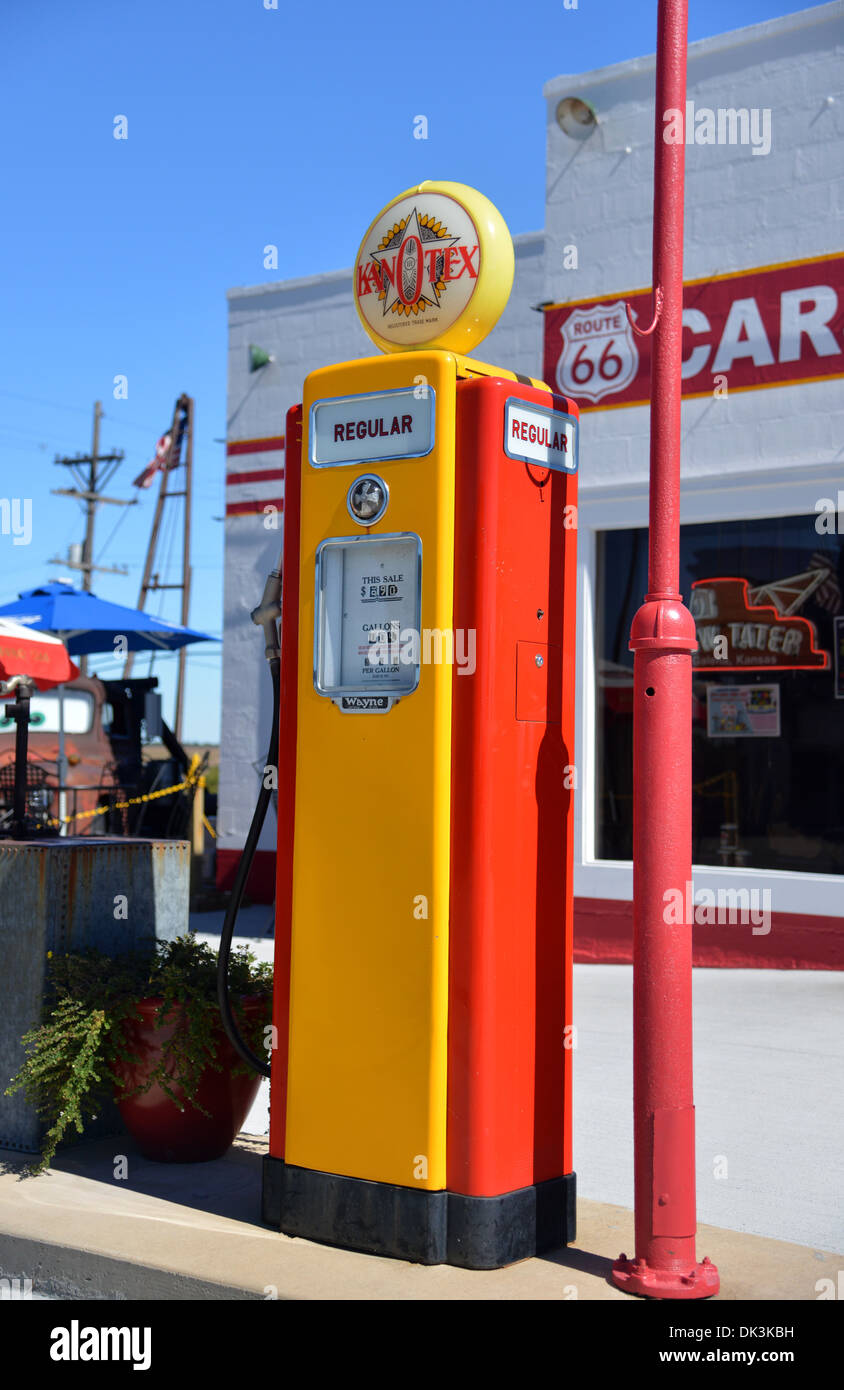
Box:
[222,181,580,1268]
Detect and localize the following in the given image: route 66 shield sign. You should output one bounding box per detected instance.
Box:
[554,300,639,404]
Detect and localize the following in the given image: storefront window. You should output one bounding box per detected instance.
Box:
[596,514,844,874]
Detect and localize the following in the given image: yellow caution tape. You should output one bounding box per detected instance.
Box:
[47,754,204,829]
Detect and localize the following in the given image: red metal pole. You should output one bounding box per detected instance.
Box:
[610,0,719,1299]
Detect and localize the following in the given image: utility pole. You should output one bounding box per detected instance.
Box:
[82,401,102,594]
[51,400,135,675]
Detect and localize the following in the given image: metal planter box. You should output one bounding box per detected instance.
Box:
[0,837,189,1153]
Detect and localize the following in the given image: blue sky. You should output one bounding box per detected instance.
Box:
[0,0,820,742]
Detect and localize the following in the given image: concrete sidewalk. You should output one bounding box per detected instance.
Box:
[0,1136,838,1301]
[195,911,844,1253]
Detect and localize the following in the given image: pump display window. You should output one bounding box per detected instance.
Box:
[596,513,844,874]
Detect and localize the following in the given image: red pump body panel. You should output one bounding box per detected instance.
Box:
[269,405,302,1159]
[447,376,578,1196]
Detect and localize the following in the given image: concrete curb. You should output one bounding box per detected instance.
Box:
[0,1233,256,1301]
[0,1137,838,1302]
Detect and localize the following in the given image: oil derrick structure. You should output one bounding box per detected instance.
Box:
[123,394,194,741]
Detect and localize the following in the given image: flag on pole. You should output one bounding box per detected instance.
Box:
[133,432,172,488]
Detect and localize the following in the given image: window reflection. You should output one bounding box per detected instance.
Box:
[596,515,843,874]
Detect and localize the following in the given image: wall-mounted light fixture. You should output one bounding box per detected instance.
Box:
[555,96,598,140]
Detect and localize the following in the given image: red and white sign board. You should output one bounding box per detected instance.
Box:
[543,253,844,410]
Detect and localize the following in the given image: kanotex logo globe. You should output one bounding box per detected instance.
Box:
[353,182,514,355]
[355,192,479,347]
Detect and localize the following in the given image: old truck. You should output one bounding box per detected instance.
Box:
[0,674,214,838]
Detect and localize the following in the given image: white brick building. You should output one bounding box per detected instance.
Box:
[220,2,844,968]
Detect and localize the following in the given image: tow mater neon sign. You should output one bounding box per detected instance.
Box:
[691,577,830,671]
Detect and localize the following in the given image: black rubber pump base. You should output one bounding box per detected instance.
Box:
[262,1155,576,1269]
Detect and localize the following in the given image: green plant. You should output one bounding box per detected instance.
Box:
[5,934,272,1174]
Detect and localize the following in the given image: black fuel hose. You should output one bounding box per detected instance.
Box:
[215,654,279,1077]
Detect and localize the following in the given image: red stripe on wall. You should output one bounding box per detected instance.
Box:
[213,854,844,971]
[573,896,844,970]
[226,468,285,486]
[225,499,284,517]
[216,848,277,900]
[226,436,285,456]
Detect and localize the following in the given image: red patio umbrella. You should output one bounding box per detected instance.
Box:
[0,618,79,688]
[0,619,79,837]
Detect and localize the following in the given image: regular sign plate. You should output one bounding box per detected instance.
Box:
[504,398,578,473]
[310,387,435,468]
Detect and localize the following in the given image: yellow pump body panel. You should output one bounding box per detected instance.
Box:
[285,350,457,1190]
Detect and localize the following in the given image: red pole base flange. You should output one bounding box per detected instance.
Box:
[611,1253,720,1300]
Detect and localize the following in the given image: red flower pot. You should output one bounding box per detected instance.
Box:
[111,996,266,1163]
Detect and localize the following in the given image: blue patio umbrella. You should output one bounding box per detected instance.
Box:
[0,580,218,830]
[0,580,216,656]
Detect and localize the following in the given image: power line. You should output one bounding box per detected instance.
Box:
[0,426,81,450]
[101,409,178,436]
[0,389,101,417]
[95,497,135,565]
[0,389,163,441]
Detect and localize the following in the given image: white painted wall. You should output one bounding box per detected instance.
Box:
[543,2,844,913]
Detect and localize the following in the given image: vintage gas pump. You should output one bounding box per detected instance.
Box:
[222,182,580,1269]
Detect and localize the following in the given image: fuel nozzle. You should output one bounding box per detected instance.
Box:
[250,563,282,662]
